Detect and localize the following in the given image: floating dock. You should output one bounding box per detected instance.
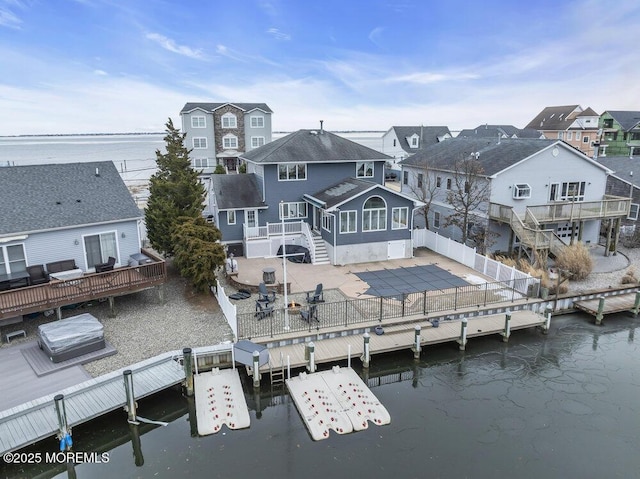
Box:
[286,366,390,440]
[195,368,250,435]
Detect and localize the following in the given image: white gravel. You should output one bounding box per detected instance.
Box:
[567,245,640,293]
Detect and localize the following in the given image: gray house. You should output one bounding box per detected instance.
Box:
[597,156,640,234]
[401,138,631,257]
[381,126,451,170]
[205,128,423,265]
[180,102,273,174]
[0,161,143,276]
[457,124,544,140]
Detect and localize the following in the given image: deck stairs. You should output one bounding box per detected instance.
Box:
[311,234,331,265]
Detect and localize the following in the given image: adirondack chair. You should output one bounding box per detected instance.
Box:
[300,304,319,323]
[258,283,276,304]
[305,283,324,304]
[255,300,274,320]
[95,256,116,273]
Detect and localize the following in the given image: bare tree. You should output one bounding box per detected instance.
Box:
[406,164,438,229]
[443,157,491,246]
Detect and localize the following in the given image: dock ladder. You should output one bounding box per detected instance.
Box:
[269,352,286,387]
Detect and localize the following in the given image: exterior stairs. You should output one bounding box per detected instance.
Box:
[269,353,286,387]
[311,234,331,265]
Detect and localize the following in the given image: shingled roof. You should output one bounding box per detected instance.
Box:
[180,102,273,114]
[241,129,390,164]
[458,125,543,139]
[525,105,599,131]
[401,138,569,176]
[0,161,142,236]
[605,111,640,131]
[390,126,451,153]
[597,156,640,186]
[209,173,264,210]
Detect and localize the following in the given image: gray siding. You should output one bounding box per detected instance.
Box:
[181,111,216,173]
[217,210,250,242]
[606,176,639,227]
[244,111,272,150]
[22,220,141,271]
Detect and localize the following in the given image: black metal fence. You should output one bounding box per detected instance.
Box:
[237,277,539,340]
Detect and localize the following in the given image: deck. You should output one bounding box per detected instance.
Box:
[260,310,547,371]
[574,292,640,324]
[0,250,166,320]
[0,352,184,454]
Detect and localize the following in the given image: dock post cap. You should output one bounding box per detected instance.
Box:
[183,347,192,354]
[414,325,421,331]
[54,394,64,401]
[124,369,132,375]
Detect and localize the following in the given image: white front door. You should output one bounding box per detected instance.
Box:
[245,209,258,228]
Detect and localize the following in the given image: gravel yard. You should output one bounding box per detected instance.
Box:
[566,244,640,294]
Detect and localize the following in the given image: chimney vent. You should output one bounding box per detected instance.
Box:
[95,167,100,177]
[320,120,324,133]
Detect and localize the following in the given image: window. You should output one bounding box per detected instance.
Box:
[603,119,614,128]
[403,171,408,185]
[393,139,397,147]
[193,137,207,149]
[433,211,441,229]
[191,116,206,128]
[322,212,331,232]
[628,204,639,221]
[436,176,441,188]
[221,113,237,128]
[446,178,452,190]
[356,161,374,178]
[417,173,423,188]
[0,244,26,275]
[513,183,531,199]
[392,207,408,229]
[250,116,264,128]
[362,196,386,231]
[278,163,307,181]
[227,211,236,225]
[223,135,238,149]
[279,202,307,219]
[583,135,590,144]
[560,181,586,201]
[566,131,573,141]
[84,232,118,270]
[557,132,564,140]
[251,136,265,148]
[192,158,214,168]
[575,132,581,141]
[340,210,357,233]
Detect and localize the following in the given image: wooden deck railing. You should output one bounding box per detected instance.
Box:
[0,251,166,320]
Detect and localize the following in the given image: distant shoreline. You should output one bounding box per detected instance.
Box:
[1,130,386,139]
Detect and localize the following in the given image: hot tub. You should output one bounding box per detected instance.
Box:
[37,313,105,363]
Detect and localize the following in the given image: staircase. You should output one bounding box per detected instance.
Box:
[311,234,330,265]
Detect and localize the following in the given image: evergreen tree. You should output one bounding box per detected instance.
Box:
[145,118,205,256]
[172,216,227,292]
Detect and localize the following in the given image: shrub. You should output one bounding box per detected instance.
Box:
[554,242,593,281]
[238,162,247,174]
[621,267,638,285]
[213,164,226,174]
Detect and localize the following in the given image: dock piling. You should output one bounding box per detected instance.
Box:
[502,310,511,342]
[362,333,371,368]
[123,370,137,423]
[413,326,421,359]
[347,344,352,368]
[183,348,194,396]
[129,422,144,467]
[54,394,71,450]
[543,308,552,334]
[306,342,316,373]
[457,319,468,351]
[253,350,261,388]
[596,296,605,325]
[632,292,640,317]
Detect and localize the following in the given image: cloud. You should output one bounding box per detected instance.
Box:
[215,43,281,66]
[93,69,108,76]
[388,71,480,84]
[368,27,384,47]
[0,6,21,28]
[145,33,204,59]
[267,28,291,41]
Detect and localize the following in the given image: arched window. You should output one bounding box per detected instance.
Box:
[362,196,386,231]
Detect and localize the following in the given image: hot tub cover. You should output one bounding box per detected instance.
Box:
[37,313,104,353]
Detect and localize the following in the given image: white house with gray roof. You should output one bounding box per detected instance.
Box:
[180,102,273,174]
[401,138,631,257]
[381,126,451,170]
[0,161,143,277]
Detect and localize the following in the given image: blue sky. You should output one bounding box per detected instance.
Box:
[1,0,639,135]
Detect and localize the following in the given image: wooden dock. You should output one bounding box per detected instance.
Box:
[0,352,185,454]
[574,291,640,325]
[260,310,548,372]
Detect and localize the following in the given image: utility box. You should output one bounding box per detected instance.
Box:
[233,340,269,367]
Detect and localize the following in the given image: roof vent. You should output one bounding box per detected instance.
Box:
[95,167,100,177]
[310,130,318,135]
[320,120,324,133]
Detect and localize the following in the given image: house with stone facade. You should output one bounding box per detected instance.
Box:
[400,138,631,258]
[180,102,273,174]
[204,127,423,265]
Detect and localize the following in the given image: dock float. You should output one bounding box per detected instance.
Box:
[574,292,640,325]
[286,366,390,440]
[194,368,250,435]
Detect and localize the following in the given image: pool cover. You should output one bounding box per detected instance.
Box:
[355,264,469,297]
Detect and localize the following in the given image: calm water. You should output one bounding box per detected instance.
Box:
[4,312,640,479]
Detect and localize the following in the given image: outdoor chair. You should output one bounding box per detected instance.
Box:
[95,256,116,273]
[26,264,50,285]
[255,300,274,320]
[305,283,324,304]
[300,304,319,323]
[258,282,276,304]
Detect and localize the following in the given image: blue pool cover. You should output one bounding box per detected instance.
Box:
[355,264,469,297]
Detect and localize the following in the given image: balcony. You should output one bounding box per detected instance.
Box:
[0,249,166,321]
[525,195,630,223]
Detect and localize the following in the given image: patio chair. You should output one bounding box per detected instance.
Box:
[300,304,319,323]
[305,283,324,304]
[95,256,116,273]
[255,300,274,320]
[27,264,50,285]
[258,282,276,304]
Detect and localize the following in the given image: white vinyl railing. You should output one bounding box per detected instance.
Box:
[215,280,237,340]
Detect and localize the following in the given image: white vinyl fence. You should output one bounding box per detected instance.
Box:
[412,228,539,295]
[214,280,237,340]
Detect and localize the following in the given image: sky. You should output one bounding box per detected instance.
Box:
[1,0,639,136]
